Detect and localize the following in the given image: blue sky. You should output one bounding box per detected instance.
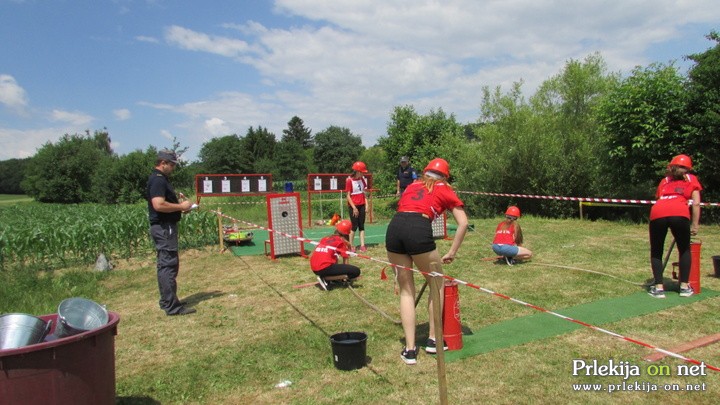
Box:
[1,0,718,162]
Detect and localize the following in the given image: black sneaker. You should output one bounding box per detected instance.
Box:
[400,347,417,365]
[168,306,196,316]
[425,338,449,354]
[505,256,516,266]
[647,285,665,298]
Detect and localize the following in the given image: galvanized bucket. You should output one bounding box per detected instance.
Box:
[54,298,108,338]
[0,313,52,350]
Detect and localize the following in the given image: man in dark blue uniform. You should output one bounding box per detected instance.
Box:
[146,150,196,316]
[396,156,418,196]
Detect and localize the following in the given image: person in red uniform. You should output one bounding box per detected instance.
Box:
[648,154,702,298]
[492,206,533,265]
[385,158,469,365]
[345,161,369,252]
[311,220,361,290]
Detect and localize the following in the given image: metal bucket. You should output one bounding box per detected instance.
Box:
[0,313,52,350]
[55,298,108,339]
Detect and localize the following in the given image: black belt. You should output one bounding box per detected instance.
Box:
[398,211,431,220]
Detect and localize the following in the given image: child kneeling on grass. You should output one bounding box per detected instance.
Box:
[492,206,533,265]
[310,220,361,290]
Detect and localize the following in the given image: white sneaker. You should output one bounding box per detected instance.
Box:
[316,276,328,291]
[679,286,694,297]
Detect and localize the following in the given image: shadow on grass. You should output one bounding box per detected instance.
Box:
[182,290,225,306]
[116,396,161,405]
[414,322,475,346]
[643,276,692,292]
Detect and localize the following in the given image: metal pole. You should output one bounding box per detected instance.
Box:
[662,238,676,271]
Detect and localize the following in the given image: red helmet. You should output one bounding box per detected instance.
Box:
[424,158,450,178]
[352,161,368,173]
[505,206,521,218]
[335,219,352,235]
[669,154,692,170]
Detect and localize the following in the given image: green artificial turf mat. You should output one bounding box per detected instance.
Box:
[445,288,720,362]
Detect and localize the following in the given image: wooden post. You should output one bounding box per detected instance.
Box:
[217,208,224,252]
[429,263,449,405]
[579,201,583,220]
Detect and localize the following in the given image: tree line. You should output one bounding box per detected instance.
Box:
[1,32,717,221]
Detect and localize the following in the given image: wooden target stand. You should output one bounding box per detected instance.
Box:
[306,173,376,228]
[193,173,273,253]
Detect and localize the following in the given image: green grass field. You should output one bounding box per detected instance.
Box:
[0,194,33,205]
[2,211,720,404]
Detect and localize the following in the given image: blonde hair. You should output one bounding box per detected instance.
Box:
[421,171,452,193]
[499,217,523,245]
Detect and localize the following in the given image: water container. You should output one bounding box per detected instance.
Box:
[330,332,367,370]
[443,281,463,350]
[0,314,52,350]
[54,298,108,338]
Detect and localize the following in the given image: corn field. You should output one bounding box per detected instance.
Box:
[0,203,218,271]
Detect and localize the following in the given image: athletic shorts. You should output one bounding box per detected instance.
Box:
[349,204,366,231]
[492,244,519,257]
[385,212,436,255]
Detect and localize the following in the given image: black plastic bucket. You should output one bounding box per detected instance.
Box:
[713,256,720,277]
[330,332,367,371]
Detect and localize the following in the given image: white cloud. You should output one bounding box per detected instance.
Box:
[0,127,65,160]
[135,35,159,44]
[164,25,252,58]
[204,117,228,136]
[0,74,28,110]
[160,129,173,140]
[113,108,131,120]
[152,0,720,155]
[50,109,94,126]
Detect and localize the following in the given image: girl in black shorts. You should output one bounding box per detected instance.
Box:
[385,158,468,365]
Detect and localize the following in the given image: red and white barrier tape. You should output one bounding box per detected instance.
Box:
[198,201,266,206]
[457,190,720,207]
[207,207,720,372]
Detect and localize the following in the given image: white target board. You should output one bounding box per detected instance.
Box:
[432,213,447,239]
[266,193,304,259]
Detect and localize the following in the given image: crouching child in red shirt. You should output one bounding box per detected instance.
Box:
[311,220,361,290]
[492,206,533,265]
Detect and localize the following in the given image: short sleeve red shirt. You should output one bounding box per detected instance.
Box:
[649,174,702,221]
[492,222,516,245]
[310,235,349,272]
[345,176,367,206]
[397,181,464,219]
